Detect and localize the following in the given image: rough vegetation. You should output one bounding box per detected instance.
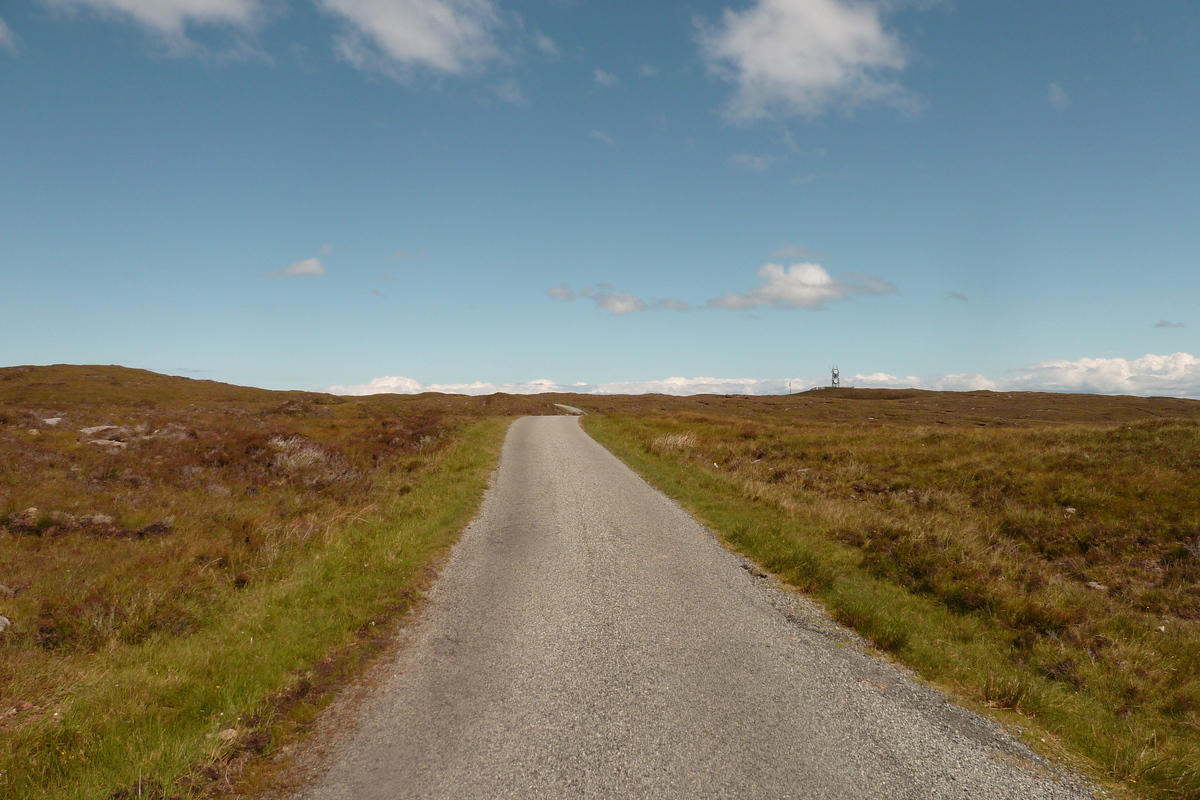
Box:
[0,365,568,799]
[581,389,1200,800]
[6,368,1200,799]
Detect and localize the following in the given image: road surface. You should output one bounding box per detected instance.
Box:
[296,416,1095,800]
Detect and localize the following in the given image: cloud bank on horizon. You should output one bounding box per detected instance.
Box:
[327,353,1200,400]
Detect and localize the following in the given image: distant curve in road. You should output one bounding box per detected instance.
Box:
[296,416,1096,800]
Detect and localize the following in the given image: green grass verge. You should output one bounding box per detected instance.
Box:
[584,413,1200,800]
[0,417,508,799]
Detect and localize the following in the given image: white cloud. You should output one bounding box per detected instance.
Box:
[267,257,326,278]
[1007,353,1200,397]
[587,288,645,315]
[593,68,619,86]
[318,242,335,255]
[328,375,816,396]
[1047,81,1069,111]
[41,0,261,40]
[708,261,895,310]
[590,129,614,145]
[699,0,913,120]
[849,353,1200,398]
[640,63,658,77]
[319,0,501,77]
[330,353,1200,399]
[0,15,18,53]
[546,283,575,301]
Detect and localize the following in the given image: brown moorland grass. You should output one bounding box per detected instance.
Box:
[578,389,1200,800]
[0,365,574,799]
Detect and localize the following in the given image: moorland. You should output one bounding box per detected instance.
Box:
[2,366,1199,799]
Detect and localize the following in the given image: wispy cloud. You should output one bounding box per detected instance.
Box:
[594,68,619,86]
[319,0,501,78]
[546,283,575,301]
[731,152,773,171]
[266,257,326,278]
[791,171,840,185]
[698,0,915,120]
[708,261,895,310]
[640,63,658,77]
[590,129,614,145]
[534,31,557,55]
[583,286,646,315]
[948,291,968,302]
[1047,81,1069,111]
[769,244,826,261]
[0,15,18,54]
[1154,320,1185,329]
[553,283,689,315]
[318,242,335,255]
[38,0,262,47]
[494,77,526,104]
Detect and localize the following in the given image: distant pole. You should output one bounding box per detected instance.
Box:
[831,366,840,389]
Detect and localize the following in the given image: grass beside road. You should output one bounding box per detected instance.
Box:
[583,391,1200,800]
[0,365,565,799]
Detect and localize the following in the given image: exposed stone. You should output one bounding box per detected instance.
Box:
[0,616,10,635]
[88,439,127,450]
[85,514,115,526]
[80,425,118,436]
[1086,581,1108,592]
[6,508,39,533]
[42,417,63,427]
[217,728,239,743]
[154,422,198,440]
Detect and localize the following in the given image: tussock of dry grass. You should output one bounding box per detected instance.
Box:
[584,389,1200,800]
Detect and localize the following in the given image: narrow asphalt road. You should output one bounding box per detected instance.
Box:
[296,416,1096,800]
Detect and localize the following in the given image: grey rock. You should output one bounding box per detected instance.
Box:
[80,425,119,436]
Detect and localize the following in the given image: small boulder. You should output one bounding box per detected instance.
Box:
[80,425,118,436]
[0,616,10,635]
[42,418,63,427]
[1086,581,1108,592]
[88,439,127,450]
[6,508,39,533]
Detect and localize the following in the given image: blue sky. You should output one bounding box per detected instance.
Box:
[2,0,1198,396]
